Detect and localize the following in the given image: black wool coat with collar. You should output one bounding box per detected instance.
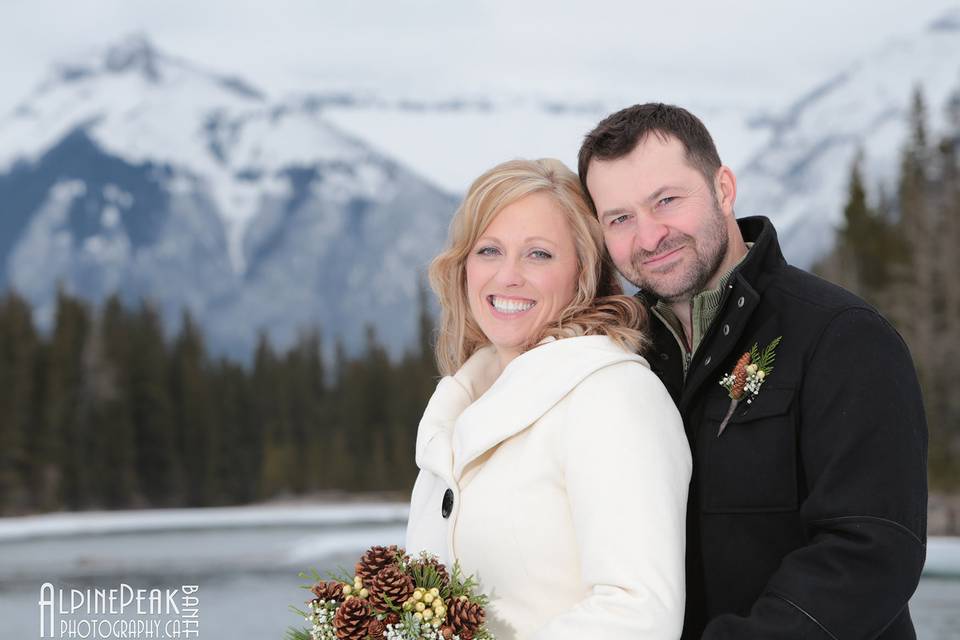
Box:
[645,216,928,640]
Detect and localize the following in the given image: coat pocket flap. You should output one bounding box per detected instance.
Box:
[707,387,794,424]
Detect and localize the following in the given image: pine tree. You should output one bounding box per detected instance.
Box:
[94,295,140,508]
[170,310,218,505]
[46,289,93,509]
[288,330,327,492]
[897,86,937,373]
[253,331,294,498]
[0,291,38,513]
[127,302,182,505]
[323,338,353,490]
[210,358,260,503]
[818,85,960,489]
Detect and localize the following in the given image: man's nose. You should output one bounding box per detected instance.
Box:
[634,215,669,252]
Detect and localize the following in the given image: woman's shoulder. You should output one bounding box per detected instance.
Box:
[557,338,679,422]
[556,342,688,467]
[529,334,651,369]
[570,350,666,400]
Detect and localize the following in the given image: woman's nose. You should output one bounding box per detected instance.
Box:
[494,257,524,287]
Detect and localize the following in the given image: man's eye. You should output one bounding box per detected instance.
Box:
[610,214,630,226]
[658,196,677,207]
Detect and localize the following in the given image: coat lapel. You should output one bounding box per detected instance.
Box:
[415,377,473,485]
[681,274,759,415]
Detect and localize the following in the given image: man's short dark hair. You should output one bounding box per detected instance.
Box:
[577,103,722,212]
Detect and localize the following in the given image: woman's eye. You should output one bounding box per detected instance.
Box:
[476,246,500,256]
[530,249,552,260]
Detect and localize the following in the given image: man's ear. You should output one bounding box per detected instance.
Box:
[715,165,737,217]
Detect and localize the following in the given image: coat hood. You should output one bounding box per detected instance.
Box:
[415,335,648,483]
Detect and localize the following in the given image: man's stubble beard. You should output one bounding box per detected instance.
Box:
[626,204,729,304]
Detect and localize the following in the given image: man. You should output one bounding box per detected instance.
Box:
[578,103,928,639]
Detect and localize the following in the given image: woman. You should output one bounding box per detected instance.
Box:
[405,159,691,639]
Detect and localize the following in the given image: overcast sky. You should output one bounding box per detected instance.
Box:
[2,1,958,116]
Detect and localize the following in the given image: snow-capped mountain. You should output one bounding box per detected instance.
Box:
[735,11,960,264]
[316,11,960,270]
[1,12,958,360]
[0,35,457,357]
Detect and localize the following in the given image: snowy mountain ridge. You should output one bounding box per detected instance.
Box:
[0,34,457,357]
[1,14,959,359]
[735,12,960,263]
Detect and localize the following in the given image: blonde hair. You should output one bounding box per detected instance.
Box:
[429,158,649,376]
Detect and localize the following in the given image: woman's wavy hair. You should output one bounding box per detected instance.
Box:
[429,158,650,376]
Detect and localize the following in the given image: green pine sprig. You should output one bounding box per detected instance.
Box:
[284,626,313,640]
[289,603,309,618]
[408,557,446,592]
[445,561,490,607]
[749,336,782,375]
[324,565,355,585]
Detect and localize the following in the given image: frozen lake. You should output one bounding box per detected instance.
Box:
[0,504,957,639]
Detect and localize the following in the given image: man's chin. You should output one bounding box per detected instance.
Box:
[637,281,696,304]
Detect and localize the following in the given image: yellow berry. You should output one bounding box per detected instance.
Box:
[432,619,442,628]
[359,588,369,599]
[412,591,423,601]
[403,601,413,612]
[423,610,433,621]
[415,602,426,612]
[430,588,440,596]
[424,593,435,604]
[414,612,423,621]
[342,585,353,595]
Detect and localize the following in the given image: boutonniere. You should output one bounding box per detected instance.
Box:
[717,336,782,436]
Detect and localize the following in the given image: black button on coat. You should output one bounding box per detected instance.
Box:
[441,488,454,518]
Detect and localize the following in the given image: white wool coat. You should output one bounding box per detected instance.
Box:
[405,335,691,639]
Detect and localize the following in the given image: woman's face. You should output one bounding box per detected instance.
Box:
[466,192,579,367]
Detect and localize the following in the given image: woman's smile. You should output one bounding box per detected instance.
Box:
[488,295,537,316]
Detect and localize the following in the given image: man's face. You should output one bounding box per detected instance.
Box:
[586,134,731,303]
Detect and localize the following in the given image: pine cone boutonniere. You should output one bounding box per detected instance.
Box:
[717,336,782,436]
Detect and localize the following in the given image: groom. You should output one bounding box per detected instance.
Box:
[578,103,928,639]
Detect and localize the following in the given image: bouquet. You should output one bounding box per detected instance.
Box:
[287,545,494,640]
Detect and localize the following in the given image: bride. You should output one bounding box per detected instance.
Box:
[405,158,691,639]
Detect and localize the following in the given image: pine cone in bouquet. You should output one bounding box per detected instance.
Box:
[447,597,486,636]
[369,564,415,612]
[310,580,344,603]
[355,545,406,586]
[365,618,386,640]
[332,597,371,640]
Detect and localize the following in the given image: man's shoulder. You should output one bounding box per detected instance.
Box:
[756,263,905,351]
[760,263,877,318]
